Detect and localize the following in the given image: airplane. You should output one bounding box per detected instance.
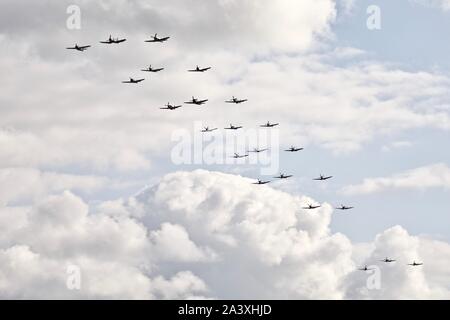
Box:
[302,203,321,210]
[160,103,181,110]
[224,124,243,130]
[358,265,374,271]
[274,173,293,179]
[100,35,126,44]
[122,77,145,84]
[313,174,333,181]
[285,146,304,152]
[66,44,91,52]
[232,153,248,159]
[335,205,354,210]
[225,96,248,104]
[145,33,170,43]
[380,257,396,263]
[253,179,270,185]
[260,121,279,128]
[184,96,208,105]
[141,65,164,72]
[408,261,423,266]
[201,127,218,132]
[188,65,211,72]
[248,148,268,153]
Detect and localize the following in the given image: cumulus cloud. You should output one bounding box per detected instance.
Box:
[341,163,450,195]
[0,170,448,299]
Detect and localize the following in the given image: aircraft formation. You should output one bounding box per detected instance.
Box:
[67,33,423,272]
[357,259,423,272]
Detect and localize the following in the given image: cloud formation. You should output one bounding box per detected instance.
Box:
[0,170,449,299]
[341,163,450,195]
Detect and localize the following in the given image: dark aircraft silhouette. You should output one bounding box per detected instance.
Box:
[232,153,248,159]
[201,127,218,132]
[248,148,268,153]
[274,173,293,179]
[335,204,354,210]
[224,124,243,130]
[408,261,423,266]
[302,203,321,210]
[380,257,396,263]
[145,33,170,43]
[122,77,145,84]
[285,146,304,152]
[160,103,181,110]
[253,179,270,185]
[260,121,279,128]
[141,65,164,72]
[66,44,91,52]
[184,96,208,105]
[100,35,126,44]
[313,174,333,181]
[188,65,211,72]
[225,96,248,104]
[358,265,374,271]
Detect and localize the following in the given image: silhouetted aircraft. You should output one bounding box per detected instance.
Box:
[122,77,145,84]
[313,174,333,181]
[408,261,423,266]
[66,44,91,52]
[188,65,211,72]
[253,179,270,185]
[100,35,126,44]
[145,33,170,43]
[201,127,218,132]
[225,96,248,104]
[232,153,248,159]
[141,65,164,72]
[248,148,268,153]
[160,103,181,110]
[302,203,321,209]
[184,96,208,105]
[285,146,304,152]
[260,121,279,128]
[274,173,292,179]
[358,265,374,271]
[224,124,243,130]
[380,257,396,263]
[335,205,354,210]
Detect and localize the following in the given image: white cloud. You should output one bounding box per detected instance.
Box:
[0,170,448,299]
[149,223,217,262]
[341,163,450,195]
[0,167,110,205]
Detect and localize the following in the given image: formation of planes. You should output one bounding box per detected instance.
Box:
[357,259,424,272]
[67,32,425,274]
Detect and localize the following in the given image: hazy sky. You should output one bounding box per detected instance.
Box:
[0,0,449,299]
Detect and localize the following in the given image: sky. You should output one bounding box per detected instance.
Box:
[0,0,449,299]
